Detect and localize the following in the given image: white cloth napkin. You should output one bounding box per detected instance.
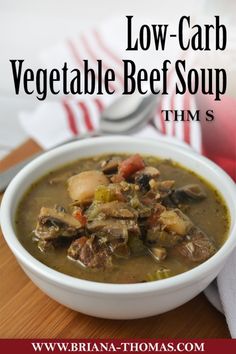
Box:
[17,17,236,336]
[205,248,236,338]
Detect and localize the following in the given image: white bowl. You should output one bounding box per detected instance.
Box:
[1,136,236,319]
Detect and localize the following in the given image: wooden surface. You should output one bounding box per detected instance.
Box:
[0,140,230,338]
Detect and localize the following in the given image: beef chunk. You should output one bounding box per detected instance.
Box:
[175,227,216,262]
[68,236,112,269]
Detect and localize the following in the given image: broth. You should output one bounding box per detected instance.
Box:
[15,154,229,284]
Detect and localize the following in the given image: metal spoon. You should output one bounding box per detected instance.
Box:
[101,93,158,133]
[0,92,159,191]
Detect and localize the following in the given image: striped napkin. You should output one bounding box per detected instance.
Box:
[19,18,203,151]
[19,17,235,179]
[18,17,236,335]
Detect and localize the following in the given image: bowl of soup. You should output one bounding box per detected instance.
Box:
[1,136,236,319]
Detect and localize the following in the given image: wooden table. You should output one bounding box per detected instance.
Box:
[0,140,230,338]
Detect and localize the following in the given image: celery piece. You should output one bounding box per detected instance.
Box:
[128,235,146,255]
[146,267,171,281]
[94,186,114,203]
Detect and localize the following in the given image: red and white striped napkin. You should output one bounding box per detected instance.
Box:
[19,18,203,150]
[18,17,236,335]
[19,17,236,178]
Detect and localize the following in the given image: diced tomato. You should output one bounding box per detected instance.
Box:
[119,154,145,179]
[74,208,87,226]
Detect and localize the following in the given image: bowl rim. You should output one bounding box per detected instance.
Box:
[1,135,236,295]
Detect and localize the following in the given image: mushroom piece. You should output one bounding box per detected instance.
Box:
[141,166,160,178]
[135,166,160,191]
[101,157,121,174]
[34,207,82,240]
[67,170,109,204]
[171,184,206,204]
[158,180,175,192]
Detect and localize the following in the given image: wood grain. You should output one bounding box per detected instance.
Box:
[0,139,41,172]
[0,139,230,338]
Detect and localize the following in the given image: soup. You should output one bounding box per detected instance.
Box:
[15,153,229,284]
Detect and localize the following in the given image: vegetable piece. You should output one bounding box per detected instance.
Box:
[147,267,171,281]
[130,195,141,209]
[149,247,167,261]
[73,208,87,226]
[146,228,182,247]
[119,154,145,179]
[130,196,152,218]
[159,209,192,236]
[67,170,109,203]
[112,243,130,259]
[85,201,101,221]
[128,235,147,255]
[94,185,116,203]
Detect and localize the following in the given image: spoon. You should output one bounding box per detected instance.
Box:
[101,93,158,133]
[0,92,159,191]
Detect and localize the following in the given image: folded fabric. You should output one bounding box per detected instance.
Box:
[18,17,236,336]
[205,248,236,338]
[20,17,204,153]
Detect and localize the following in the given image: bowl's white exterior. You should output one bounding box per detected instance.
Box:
[1,136,236,319]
